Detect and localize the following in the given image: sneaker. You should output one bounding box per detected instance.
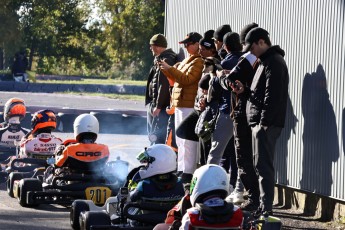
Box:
[240,200,259,212]
[225,191,245,204]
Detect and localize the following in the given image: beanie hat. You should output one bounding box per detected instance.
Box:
[150,34,167,48]
[213,25,232,42]
[240,22,259,44]
[199,30,216,50]
[204,30,215,39]
[198,74,211,90]
[223,32,242,52]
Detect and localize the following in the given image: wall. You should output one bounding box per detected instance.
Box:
[165,0,345,201]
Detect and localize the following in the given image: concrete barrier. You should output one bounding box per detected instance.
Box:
[0,81,146,95]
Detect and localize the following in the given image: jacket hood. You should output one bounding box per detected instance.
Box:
[158,48,177,60]
[260,45,285,60]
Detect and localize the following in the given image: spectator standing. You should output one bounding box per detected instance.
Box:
[232,27,289,215]
[220,22,261,211]
[213,25,232,60]
[159,32,204,184]
[207,32,241,166]
[145,34,178,144]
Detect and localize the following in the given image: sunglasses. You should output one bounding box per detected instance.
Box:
[183,42,195,48]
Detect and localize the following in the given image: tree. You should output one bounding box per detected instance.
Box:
[100,0,165,79]
[0,0,23,69]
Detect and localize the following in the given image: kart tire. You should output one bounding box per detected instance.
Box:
[70,200,90,230]
[80,211,111,230]
[18,178,42,207]
[7,172,23,197]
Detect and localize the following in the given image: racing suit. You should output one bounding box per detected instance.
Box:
[19,133,62,159]
[0,123,29,148]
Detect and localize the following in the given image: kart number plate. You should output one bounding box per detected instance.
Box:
[85,187,112,205]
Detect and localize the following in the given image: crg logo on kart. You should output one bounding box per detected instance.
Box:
[76,151,102,157]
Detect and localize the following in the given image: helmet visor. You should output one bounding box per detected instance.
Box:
[136,148,155,164]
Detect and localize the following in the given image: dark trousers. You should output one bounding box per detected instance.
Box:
[220,136,238,188]
[251,124,282,212]
[199,138,211,166]
[234,117,260,204]
[147,104,169,144]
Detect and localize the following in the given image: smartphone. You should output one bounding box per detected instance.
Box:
[228,78,239,89]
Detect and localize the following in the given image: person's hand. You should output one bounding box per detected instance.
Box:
[152,108,161,117]
[231,80,244,94]
[216,69,230,77]
[159,59,171,70]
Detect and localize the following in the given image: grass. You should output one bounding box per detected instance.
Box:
[36,78,146,86]
[59,91,145,101]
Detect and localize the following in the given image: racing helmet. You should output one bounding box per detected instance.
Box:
[136,144,177,179]
[73,113,99,142]
[31,109,57,134]
[190,164,229,206]
[3,98,26,122]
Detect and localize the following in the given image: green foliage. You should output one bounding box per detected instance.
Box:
[2,0,165,80]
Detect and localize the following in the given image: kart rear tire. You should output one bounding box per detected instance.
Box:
[18,178,42,207]
[80,211,111,230]
[70,200,90,230]
[7,172,23,197]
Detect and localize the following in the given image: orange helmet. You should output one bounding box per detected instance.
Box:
[31,109,57,134]
[3,98,27,122]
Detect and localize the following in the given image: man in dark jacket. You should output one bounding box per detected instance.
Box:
[145,34,178,144]
[232,27,289,216]
[219,23,261,212]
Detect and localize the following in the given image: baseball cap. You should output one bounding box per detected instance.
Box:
[242,27,269,52]
[179,32,203,44]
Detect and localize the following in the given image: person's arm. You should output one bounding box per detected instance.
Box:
[161,57,204,87]
[219,53,257,91]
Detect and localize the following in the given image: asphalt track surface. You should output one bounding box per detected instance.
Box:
[0,92,341,229]
[0,92,149,230]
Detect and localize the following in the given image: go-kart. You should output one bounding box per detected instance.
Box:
[0,145,17,182]
[11,150,129,208]
[70,187,180,230]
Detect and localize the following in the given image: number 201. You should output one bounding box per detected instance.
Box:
[89,189,107,203]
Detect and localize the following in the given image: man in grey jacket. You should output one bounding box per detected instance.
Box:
[145,34,178,144]
[232,27,289,216]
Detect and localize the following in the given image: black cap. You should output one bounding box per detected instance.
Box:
[240,22,259,44]
[223,32,242,52]
[243,27,269,52]
[179,32,203,44]
[213,25,232,42]
[199,37,216,49]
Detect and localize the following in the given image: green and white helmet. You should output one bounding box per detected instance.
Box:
[136,144,177,179]
[189,164,229,206]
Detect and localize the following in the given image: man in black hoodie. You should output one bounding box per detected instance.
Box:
[145,34,178,144]
[232,27,289,216]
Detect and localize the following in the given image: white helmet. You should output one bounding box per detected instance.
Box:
[190,164,229,206]
[73,113,99,141]
[137,144,177,179]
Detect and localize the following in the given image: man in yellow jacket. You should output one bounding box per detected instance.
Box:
[159,32,204,185]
